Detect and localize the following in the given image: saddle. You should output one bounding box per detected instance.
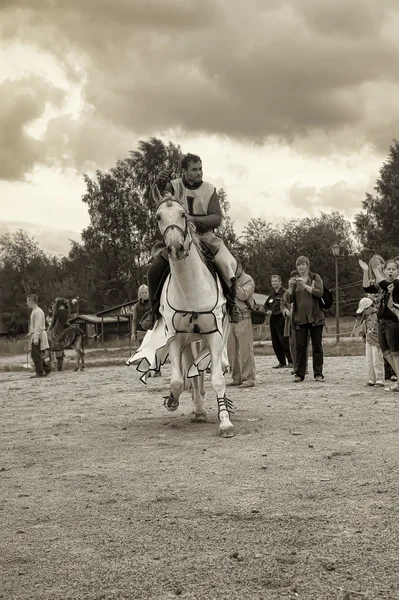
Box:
[158,242,234,307]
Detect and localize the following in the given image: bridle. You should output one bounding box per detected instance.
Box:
[157,197,193,258]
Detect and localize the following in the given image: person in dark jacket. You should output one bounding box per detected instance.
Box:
[288,256,325,382]
[266,275,293,368]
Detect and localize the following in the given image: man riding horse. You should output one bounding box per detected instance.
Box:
[140,153,242,331]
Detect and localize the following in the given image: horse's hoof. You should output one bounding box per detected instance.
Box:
[191,412,207,423]
[80,367,84,371]
[163,394,179,412]
[218,425,234,438]
[74,367,79,372]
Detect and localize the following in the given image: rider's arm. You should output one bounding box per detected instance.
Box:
[191,190,222,233]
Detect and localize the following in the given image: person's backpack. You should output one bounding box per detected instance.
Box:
[244,299,267,325]
[316,276,333,311]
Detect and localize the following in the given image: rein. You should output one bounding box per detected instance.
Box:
[158,197,193,258]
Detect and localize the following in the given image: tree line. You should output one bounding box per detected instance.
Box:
[1,138,399,334]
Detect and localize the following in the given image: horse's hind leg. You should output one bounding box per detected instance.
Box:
[73,342,80,371]
[184,345,207,422]
[164,341,183,412]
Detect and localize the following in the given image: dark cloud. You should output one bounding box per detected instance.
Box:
[1,0,399,179]
[0,77,65,180]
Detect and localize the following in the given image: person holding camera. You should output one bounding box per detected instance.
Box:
[288,256,325,382]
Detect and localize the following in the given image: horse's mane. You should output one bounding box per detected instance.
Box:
[162,192,207,264]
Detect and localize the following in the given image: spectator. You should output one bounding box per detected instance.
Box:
[281,270,298,374]
[265,275,293,369]
[27,294,51,379]
[132,284,162,378]
[131,285,151,347]
[288,256,325,382]
[227,267,256,388]
[356,297,384,388]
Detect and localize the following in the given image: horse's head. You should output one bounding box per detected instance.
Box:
[53,297,70,317]
[153,185,193,261]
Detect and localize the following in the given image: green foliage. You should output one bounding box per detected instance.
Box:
[0,230,68,332]
[68,137,182,310]
[240,212,360,312]
[2,136,380,326]
[215,188,241,252]
[355,140,399,258]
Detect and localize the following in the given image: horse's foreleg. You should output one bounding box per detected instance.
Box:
[165,341,184,412]
[80,335,85,369]
[184,345,207,422]
[206,332,234,438]
[73,336,85,371]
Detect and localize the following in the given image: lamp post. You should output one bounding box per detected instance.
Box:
[332,244,340,343]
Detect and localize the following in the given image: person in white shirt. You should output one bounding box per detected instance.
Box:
[27,294,51,378]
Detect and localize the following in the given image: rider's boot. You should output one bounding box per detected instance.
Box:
[228,277,242,324]
[140,254,170,331]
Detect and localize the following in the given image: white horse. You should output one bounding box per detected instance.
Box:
[153,186,234,438]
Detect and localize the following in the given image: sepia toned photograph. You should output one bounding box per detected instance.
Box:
[1,1,399,599]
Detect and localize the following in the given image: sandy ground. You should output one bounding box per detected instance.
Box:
[1,356,398,600]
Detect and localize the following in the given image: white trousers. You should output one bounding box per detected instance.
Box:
[365,342,384,384]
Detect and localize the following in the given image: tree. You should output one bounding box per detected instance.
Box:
[239,213,360,312]
[0,230,66,331]
[355,140,399,258]
[77,137,182,309]
[240,219,282,292]
[215,188,240,252]
[280,212,358,288]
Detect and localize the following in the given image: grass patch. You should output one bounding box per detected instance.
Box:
[0,338,28,357]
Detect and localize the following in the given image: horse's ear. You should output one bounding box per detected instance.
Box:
[152,184,163,205]
[173,180,185,204]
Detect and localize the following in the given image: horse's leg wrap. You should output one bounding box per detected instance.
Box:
[163,392,180,411]
[217,396,234,420]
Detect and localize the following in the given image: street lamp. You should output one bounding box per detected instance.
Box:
[332,244,340,343]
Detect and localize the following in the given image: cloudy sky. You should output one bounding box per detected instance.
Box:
[1,0,399,249]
